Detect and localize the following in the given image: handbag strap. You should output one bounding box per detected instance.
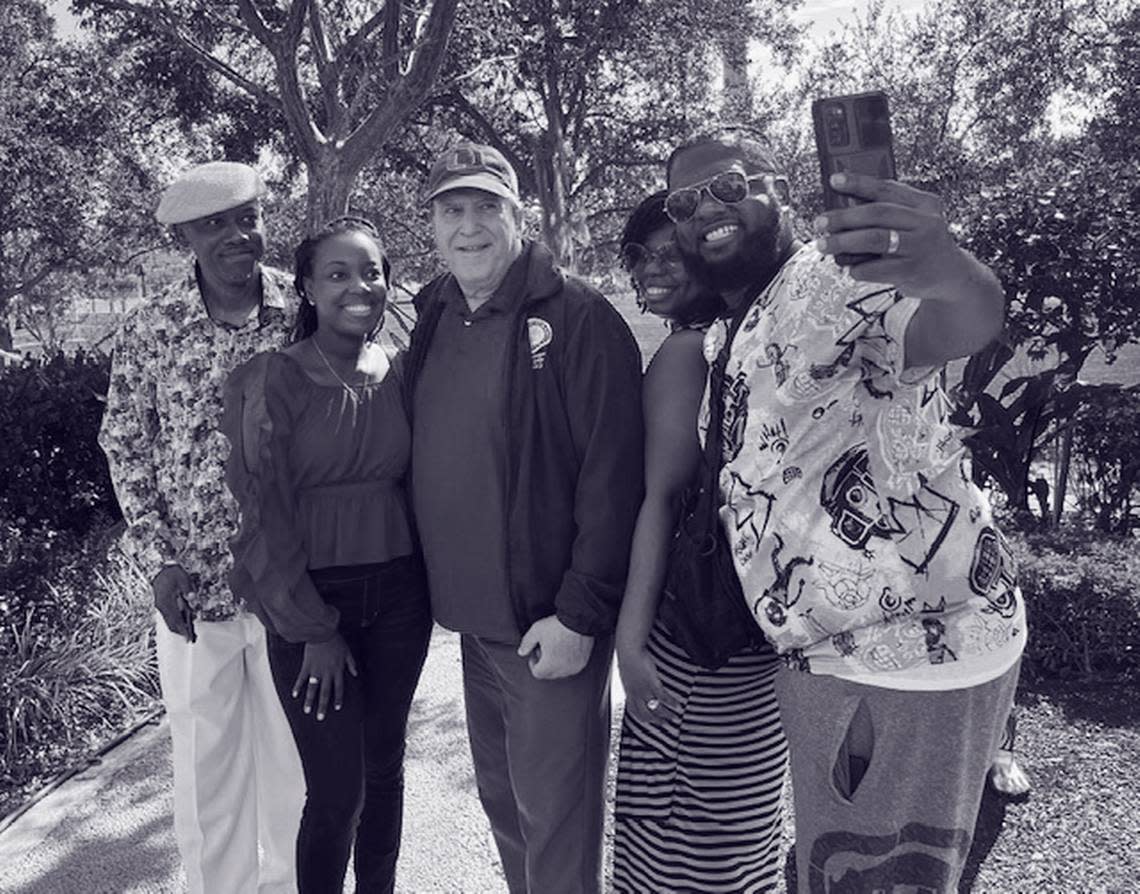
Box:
[701,301,752,526]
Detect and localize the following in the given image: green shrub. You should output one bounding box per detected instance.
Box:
[0,350,121,626]
[0,515,124,630]
[0,536,158,814]
[1009,527,1140,679]
[0,349,119,536]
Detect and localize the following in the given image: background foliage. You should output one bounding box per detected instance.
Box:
[1009,528,1140,679]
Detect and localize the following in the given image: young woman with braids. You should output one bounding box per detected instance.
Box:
[222,216,432,894]
[611,192,789,893]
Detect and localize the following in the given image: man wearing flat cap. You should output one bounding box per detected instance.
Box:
[100,161,303,893]
[403,141,644,893]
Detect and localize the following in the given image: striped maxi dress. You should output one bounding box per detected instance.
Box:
[613,619,788,893]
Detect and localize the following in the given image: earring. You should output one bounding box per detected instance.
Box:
[631,278,647,314]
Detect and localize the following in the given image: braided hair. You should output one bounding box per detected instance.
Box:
[291,215,392,343]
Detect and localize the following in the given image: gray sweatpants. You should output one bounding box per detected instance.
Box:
[776,662,1019,893]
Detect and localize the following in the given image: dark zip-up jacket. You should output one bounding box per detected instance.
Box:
[405,241,644,637]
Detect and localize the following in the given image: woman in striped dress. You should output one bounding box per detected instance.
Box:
[613,192,788,893]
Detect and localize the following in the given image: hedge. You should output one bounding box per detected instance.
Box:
[0,350,119,535]
[1008,527,1140,679]
[1,351,121,628]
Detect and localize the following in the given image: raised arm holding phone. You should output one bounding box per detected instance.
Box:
[663,118,1027,892]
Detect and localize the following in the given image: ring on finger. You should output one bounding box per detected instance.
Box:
[646,697,661,712]
[308,676,320,685]
[886,228,901,255]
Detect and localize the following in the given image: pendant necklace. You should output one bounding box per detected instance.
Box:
[311,338,365,402]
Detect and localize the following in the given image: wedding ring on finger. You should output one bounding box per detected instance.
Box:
[308,676,320,685]
[886,228,901,255]
[646,697,661,712]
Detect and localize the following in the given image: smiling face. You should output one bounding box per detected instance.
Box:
[631,224,708,320]
[667,142,794,298]
[303,230,389,339]
[177,202,266,288]
[431,188,523,303]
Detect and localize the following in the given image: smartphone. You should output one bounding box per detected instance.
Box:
[812,90,897,265]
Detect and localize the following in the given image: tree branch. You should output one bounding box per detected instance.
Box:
[570,156,659,201]
[83,0,284,112]
[234,0,278,48]
[235,0,324,162]
[282,0,310,48]
[181,36,284,112]
[402,0,460,95]
[535,0,564,128]
[341,6,390,64]
[382,0,401,85]
[307,2,335,82]
[342,0,459,175]
[307,1,346,139]
[5,265,55,307]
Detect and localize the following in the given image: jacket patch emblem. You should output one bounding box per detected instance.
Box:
[527,317,553,369]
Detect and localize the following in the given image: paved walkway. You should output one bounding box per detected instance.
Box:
[0,627,554,894]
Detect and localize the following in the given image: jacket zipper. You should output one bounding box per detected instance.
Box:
[502,309,524,636]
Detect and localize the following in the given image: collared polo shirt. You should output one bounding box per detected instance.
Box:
[412,258,528,643]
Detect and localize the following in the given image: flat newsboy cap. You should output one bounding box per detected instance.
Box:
[425,142,520,204]
[155,161,267,225]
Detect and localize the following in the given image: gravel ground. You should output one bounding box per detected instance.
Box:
[958,678,1140,893]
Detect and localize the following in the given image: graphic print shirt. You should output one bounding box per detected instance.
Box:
[99,265,296,621]
[707,246,1025,690]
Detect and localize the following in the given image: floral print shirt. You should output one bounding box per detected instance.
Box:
[99,264,296,621]
[706,245,1026,690]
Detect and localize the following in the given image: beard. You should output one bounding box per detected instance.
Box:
[687,218,793,299]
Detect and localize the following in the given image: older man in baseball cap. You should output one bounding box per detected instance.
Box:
[403,141,645,893]
[100,161,304,893]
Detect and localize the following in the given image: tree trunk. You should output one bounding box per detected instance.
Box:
[533,133,576,271]
[1052,425,1073,526]
[725,41,752,121]
[305,148,355,231]
[0,263,12,352]
[719,13,753,121]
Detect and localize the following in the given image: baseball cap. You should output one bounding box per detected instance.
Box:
[424,142,520,204]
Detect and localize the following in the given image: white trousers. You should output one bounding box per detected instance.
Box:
[156,612,304,894]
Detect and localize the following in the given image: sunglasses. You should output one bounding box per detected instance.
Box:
[664,170,778,223]
[621,240,685,271]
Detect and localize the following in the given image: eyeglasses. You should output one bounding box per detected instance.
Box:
[621,240,685,271]
[664,170,777,223]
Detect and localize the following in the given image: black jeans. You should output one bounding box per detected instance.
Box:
[267,554,432,894]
